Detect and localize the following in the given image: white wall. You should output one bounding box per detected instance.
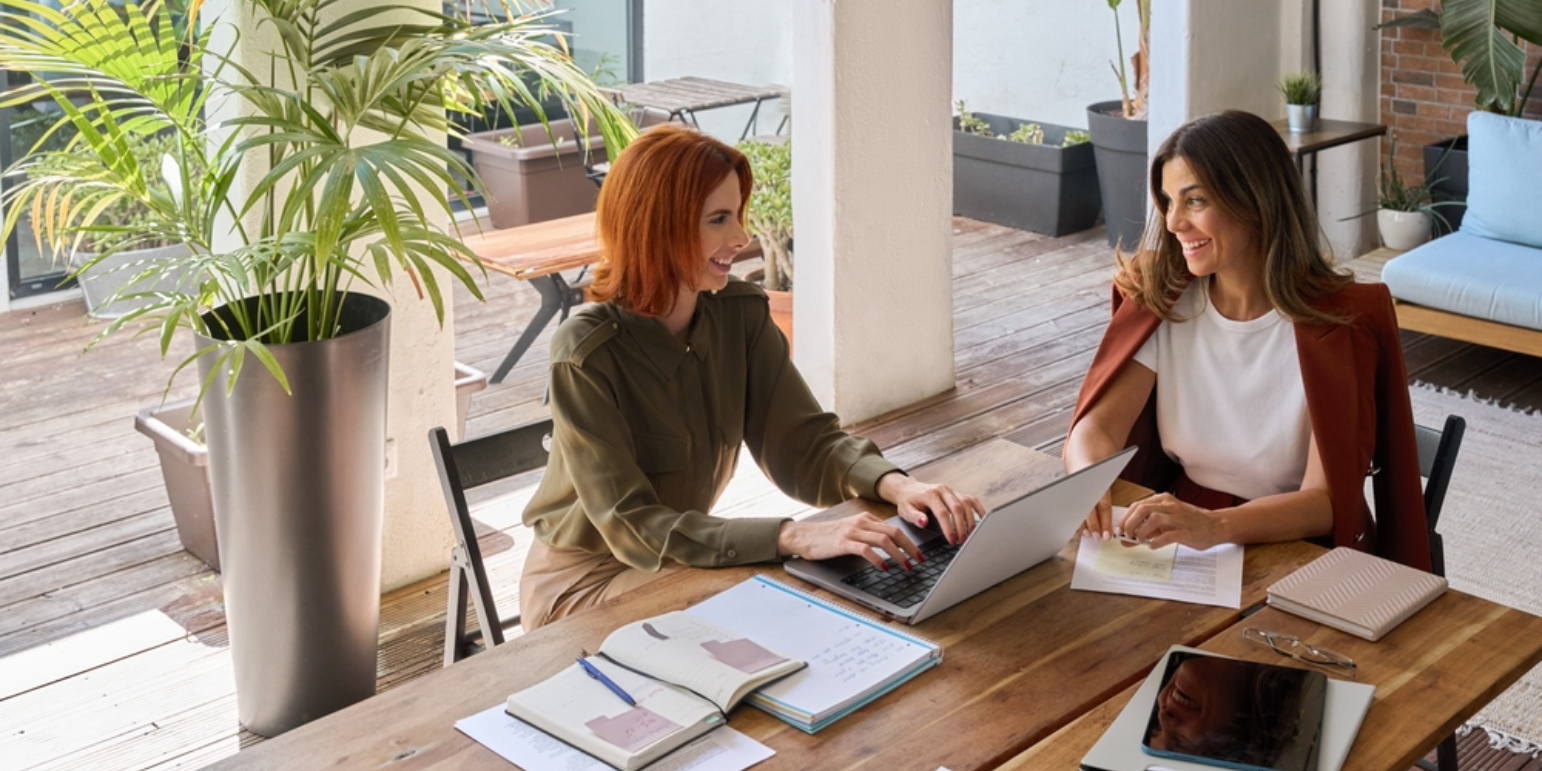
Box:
[953,0,1142,129]
[642,0,794,140]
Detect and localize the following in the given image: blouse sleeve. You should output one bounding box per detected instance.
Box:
[546,359,788,571]
[740,304,901,505]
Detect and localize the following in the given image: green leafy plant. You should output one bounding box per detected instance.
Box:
[27,133,201,253]
[1062,129,1092,146]
[1279,70,1323,106]
[1346,134,1463,231]
[737,138,792,293]
[955,100,994,137]
[1006,122,1044,145]
[1104,0,1151,119]
[1380,1,1542,116]
[0,0,634,396]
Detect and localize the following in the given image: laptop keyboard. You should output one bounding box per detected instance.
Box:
[840,538,961,608]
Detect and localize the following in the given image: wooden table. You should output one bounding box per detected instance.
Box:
[1002,596,1542,771]
[211,439,1324,770]
[459,213,764,383]
[1270,118,1386,209]
[609,77,785,140]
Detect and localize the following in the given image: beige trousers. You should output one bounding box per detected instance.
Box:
[519,539,680,631]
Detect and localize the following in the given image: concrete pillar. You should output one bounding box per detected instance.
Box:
[791,0,955,424]
[1150,0,1376,261]
[206,0,457,592]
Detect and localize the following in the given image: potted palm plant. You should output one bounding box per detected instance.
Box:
[738,136,793,349]
[1087,0,1152,250]
[0,0,632,737]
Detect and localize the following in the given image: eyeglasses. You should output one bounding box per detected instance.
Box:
[1243,628,1357,678]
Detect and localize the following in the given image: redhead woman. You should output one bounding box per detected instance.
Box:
[519,124,985,630]
[1064,111,1430,569]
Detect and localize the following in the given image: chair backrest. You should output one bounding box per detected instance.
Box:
[430,418,553,663]
[1413,415,1465,578]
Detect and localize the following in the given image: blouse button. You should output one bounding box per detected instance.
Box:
[611,323,618,329]
[726,549,737,559]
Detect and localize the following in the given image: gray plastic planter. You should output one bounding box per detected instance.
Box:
[953,113,1101,237]
[1087,100,1150,250]
[462,118,606,229]
[135,361,488,574]
[72,243,192,319]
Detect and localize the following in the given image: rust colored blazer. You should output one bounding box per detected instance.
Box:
[1069,280,1432,571]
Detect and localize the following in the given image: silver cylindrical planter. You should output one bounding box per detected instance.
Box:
[1286,103,1319,133]
[197,294,391,737]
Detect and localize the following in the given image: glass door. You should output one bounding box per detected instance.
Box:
[3,98,75,301]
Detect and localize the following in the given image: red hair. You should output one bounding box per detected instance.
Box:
[590,124,753,316]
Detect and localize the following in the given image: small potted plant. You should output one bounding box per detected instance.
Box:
[1279,70,1322,133]
[952,101,1099,237]
[1354,135,1461,250]
[737,136,793,348]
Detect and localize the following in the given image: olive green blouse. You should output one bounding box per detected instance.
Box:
[523,277,901,572]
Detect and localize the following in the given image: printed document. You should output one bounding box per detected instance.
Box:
[1070,508,1243,607]
[456,704,774,771]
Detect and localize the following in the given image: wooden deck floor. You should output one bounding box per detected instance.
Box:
[2,218,1540,769]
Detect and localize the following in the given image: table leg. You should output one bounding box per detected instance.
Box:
[1310,152,1319,210]
[740,98,766,141]
[490,273,586,384]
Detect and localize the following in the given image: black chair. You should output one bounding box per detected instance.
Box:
[1412,414,1466,771]
[430,418,554,665]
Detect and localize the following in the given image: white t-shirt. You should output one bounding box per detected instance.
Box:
[1132,278,1311,501]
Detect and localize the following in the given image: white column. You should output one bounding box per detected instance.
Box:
[1318,0,1379,261]
[791,0,955,424]
[206,0,457,592]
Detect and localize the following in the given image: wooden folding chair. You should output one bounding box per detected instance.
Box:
[429,419,553,665]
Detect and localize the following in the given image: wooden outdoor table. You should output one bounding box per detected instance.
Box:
[609,77,785,140]
[212,438,1322,771]
[1270,118,1387,209]
[1000,592,1542,770]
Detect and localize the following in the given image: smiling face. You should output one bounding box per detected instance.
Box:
[1159,156,1260,281]
[693,170,750,293]
[1148,656,1247,752]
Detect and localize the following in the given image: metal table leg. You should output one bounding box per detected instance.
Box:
[490,273,586,384]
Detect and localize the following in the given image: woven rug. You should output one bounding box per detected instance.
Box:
[1407,383,1542,755]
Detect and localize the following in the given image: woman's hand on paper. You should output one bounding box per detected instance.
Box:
[1118,493,1227,551]
[1079,490,1117,540]
[777,514,922,571]
[877,474,986,545]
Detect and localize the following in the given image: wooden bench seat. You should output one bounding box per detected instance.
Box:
[1348,246,1542,358]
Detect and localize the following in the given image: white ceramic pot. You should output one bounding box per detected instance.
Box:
[1285,103,1318,133]
[1378,209,1432,251]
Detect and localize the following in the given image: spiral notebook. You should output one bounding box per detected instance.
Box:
[685,575,943,733]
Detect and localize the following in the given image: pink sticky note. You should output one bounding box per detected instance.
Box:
[584,707,682,753]
[701,638,788,673]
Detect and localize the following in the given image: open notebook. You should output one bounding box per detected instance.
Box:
[505,611,804,771]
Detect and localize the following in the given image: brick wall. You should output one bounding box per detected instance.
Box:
[1379,0,1542,182]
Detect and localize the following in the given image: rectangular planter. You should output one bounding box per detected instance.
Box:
[462,117,606,229]
[72,242,193,319]
[953,113,1101,237]
[135,361,490,572]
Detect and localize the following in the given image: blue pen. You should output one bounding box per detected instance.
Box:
[577,655,637,707]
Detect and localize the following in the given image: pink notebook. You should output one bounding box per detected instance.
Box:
[1267,547,1447,641]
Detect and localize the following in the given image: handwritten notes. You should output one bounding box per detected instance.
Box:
[1091,537,1178,581]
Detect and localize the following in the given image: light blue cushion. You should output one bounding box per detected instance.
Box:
[1462,112,1542,248]
[1382,231,1542,331]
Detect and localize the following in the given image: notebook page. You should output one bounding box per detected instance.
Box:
[685,576,938,717]
[601,612,803,710]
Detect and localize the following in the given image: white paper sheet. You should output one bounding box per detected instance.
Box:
[1070,510,1244,608]
[456,705,775,771]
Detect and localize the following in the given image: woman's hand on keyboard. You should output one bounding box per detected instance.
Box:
[777,514,923,571]
[877,474,987,546]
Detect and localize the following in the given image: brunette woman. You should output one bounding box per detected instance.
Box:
[1065,111,1430,569]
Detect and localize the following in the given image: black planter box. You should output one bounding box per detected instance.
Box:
[1424,135,1468,234]
[953,113,1101,237]
[1086,100,1150,250]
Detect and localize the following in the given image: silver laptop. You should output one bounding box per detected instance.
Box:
[784,447,1136,624]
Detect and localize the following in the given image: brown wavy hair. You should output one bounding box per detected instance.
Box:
[589,124,753,316]
[1113,110,1352,323]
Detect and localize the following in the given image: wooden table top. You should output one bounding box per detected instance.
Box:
[1001,589,1542,771]
[1271,118,1387,157]
[610,77,784,115]
[212,439,1323,771]
[458,213,603,281]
